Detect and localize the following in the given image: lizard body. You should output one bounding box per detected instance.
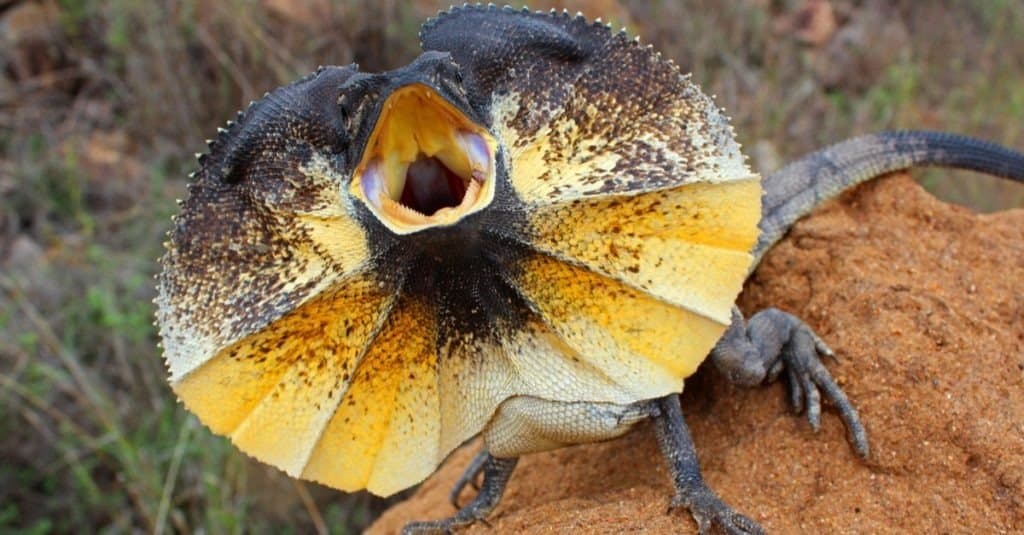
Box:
[155,6,1024,534]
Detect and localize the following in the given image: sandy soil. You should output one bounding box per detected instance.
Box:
[369,174,1024,534]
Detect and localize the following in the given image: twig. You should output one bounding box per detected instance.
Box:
[154,416,194,535]
[292,479,328,535]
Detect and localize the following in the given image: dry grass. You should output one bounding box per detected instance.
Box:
[1,0,1022,533]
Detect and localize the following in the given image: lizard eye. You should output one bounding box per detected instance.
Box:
[349,84,497,234]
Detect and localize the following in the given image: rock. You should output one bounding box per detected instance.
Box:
[369,173,1024,533]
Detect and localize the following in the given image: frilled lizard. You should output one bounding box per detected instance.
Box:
[155,6,1024,534]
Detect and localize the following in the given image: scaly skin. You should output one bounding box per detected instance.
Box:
[160,2,760,516]
[709,131,1024,462]
[438,128,1024,534]
[154,5,1024,534]
[756,131,1024,263]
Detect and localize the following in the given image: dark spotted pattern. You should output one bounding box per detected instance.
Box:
[156,6,758,496]
[421,6,749,204]
[157,66,376,379]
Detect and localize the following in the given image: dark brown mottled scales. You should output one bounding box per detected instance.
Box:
[156,5,1024,534]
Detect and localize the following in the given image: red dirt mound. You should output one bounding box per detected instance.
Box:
[369,174,1024,534]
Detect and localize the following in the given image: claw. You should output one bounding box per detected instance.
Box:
[710,307,870,458]
[670,492,765,535]
[784,324,868,455]
[812,363,870,457]
[811,331,839,363]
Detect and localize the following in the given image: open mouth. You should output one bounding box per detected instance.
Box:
[350,84,498,235]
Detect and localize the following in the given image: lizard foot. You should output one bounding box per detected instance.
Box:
[711,307,869,457]
[655,395,765,535]
[669,490,764,535]
[402,454,517,535]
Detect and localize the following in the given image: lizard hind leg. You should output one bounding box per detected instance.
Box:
[710,307,869,457]
[655,394,764,535]
[401,454,518,535]
[448,449,489,509]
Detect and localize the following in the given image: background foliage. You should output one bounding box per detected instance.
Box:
[1,0,1022,533]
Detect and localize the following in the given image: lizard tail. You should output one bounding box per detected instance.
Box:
[753,130,1024,265]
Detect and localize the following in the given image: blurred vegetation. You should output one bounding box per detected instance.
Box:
[0,0,1022,533]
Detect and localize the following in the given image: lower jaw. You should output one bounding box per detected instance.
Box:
[355,141,496,234]
[375,178,484,228]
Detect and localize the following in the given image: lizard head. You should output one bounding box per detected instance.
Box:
[156,6,761,498]
[345,52,500,234]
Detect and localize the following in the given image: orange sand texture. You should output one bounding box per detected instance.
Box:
[370,174,1024,534]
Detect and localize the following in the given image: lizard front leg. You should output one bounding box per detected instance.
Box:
[440,396,764,534]
[710,306,869,457]
[655,394,764,535]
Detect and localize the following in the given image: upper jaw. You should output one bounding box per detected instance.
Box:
[349,83,498,235]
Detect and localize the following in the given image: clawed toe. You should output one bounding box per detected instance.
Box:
[781,325,869,456]
[712,307,870,458]
[670,491,765,535]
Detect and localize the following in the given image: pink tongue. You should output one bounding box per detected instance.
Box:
[401,157,465,215]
